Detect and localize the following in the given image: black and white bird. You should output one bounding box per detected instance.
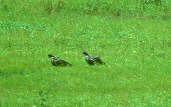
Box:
[82,52,105,65]
[48,54,72,66]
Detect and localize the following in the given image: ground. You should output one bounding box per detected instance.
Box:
[0,0,171,106]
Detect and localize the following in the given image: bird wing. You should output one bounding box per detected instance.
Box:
[60,59,72,66]
[93,56,104,64]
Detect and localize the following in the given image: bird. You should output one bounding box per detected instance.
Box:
[48,54,72,66]
[82,52,105,65]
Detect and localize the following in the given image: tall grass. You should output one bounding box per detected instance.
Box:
[0,0,170,17]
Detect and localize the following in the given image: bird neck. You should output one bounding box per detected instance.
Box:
[85,56,90,59]
[51,57,56,60]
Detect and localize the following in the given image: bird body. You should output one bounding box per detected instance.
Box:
[83,52,105,65]
[48,54,72,66]
[85,55,95,65]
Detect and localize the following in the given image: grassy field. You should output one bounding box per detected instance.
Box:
[0,0,171,106]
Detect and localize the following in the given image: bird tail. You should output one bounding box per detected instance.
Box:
[102,62,105,65]
[65,61,72,66]
[94,57,105,65]
[68,63,72,66]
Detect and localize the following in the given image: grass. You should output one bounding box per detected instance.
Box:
[0,0,171,106]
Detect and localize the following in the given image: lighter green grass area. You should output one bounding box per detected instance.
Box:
[0,0,171,107]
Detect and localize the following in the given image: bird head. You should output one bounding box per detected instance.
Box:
[83,52,89,56]
[48,54,55,58]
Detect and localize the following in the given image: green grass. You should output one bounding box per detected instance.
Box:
[0,0,171,106]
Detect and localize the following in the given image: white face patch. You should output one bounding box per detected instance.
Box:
[51,57,55,60]
[51,57,61,63]
[51,57,56,62]
[85,56,89,60]
[85,56,94,61]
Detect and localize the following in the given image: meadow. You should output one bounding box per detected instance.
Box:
[0,0,171,106]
